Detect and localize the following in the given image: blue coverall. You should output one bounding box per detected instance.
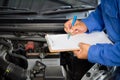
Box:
[82,0,120,79]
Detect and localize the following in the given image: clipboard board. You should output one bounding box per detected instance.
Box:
[45,31,112,52]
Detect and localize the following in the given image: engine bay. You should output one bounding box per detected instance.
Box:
[0,22,116,80]
[0,21,95,80]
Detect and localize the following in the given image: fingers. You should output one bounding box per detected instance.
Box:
[79,43,86,49]
[73,50,81,57]
[73,50,86,59]
[79,43,90,50]
[64,19,72,33]
[73,43,90,59]
[70,25,86,35]
[64,20,88,35]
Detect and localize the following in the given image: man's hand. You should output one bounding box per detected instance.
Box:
[64,19,90,59]
[73,43,91,59]
[64,19,88,35]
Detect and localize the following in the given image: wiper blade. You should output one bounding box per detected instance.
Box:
[42,6,95,15]
[0,6,29,11]
[49,0,72,6]
[0,6,38,15]
[0,11,38,15]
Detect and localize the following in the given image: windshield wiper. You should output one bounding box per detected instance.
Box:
[41,5,95,15]
[0,11,38,15]
[0,6,38,15]
[0,6,29,11]
[49,0,72,6]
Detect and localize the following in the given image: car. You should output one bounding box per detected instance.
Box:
[0,0,115,80]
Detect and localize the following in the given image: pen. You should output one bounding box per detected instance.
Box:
[67,16,77,39]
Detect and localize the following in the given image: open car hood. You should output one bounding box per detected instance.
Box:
[0,0,98,20]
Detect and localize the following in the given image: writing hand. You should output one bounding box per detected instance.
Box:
[64,19,88,35]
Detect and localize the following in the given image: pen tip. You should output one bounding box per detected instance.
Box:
[67,34,70,39]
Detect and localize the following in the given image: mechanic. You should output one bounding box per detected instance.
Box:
[64,0,120,79]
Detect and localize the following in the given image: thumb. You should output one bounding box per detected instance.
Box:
[79,42,86,48]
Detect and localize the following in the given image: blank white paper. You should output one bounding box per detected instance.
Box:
[45,31,112,52]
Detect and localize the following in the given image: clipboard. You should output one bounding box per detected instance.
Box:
[45,31,112,52]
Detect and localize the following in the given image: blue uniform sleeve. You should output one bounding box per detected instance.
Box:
[88,42,120,66]
[81,4,105,33]
[81,1,120,66]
